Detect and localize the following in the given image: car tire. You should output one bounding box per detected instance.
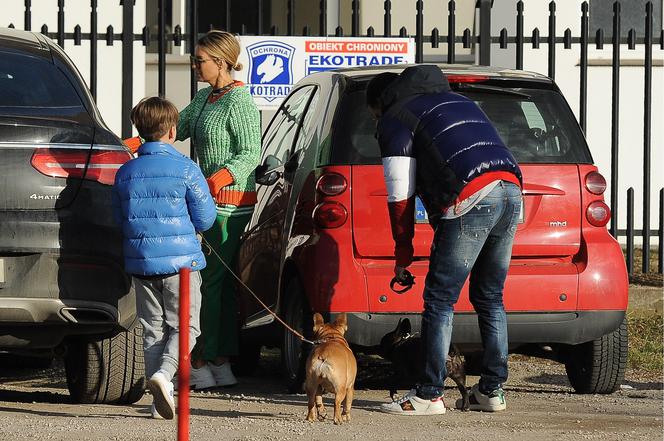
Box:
[564,317,628,394]
[280,278,312,393]
[65,322,145,404]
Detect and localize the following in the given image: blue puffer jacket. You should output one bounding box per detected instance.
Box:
[112,142,217,276]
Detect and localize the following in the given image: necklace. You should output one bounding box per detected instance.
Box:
[208,81,237,103]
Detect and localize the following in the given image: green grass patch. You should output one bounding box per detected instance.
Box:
[627,312,663,372]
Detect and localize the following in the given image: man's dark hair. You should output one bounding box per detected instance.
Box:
[366,72,399,109]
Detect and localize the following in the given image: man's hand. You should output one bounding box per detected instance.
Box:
[394,266,409,281]
[391,265,415,293]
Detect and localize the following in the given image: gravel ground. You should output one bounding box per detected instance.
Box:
[0,351,661,441]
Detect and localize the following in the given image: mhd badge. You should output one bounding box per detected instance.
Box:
[246,40,295,102]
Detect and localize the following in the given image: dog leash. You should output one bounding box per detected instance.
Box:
[200,236,318,346]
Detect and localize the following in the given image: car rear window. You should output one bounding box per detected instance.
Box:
[0,52,83,109]
[330,83,593,165]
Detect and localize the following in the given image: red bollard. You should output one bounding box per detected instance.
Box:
[178,267,190,441]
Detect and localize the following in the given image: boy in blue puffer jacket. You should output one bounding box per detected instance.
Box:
[112,97,216,420]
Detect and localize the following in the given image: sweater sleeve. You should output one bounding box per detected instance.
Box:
[221,93,262,185]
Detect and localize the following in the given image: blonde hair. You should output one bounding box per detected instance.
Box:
[197,30,243,72]
[130,97,179,141]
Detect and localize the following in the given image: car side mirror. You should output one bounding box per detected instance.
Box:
[255,154,282,186]
[256,170,280,186]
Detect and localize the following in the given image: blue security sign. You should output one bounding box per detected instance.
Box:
[246,40,295,103]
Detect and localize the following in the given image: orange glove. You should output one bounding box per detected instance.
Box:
[206,168,234,202]
[123,136,142,154]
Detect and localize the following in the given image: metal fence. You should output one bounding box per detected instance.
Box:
[6,0,664,275]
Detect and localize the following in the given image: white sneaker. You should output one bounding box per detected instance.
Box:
[147,372,175,420]
[380,389,446,416]
[189,364,216,390]
[208,362,238,387]
[466,384,506,412]
[151,402,164,419]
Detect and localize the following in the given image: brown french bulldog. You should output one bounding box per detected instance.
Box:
[304,313,358,425]
[379,318,470,411]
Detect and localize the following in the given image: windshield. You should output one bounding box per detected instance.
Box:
[330,83,592,165]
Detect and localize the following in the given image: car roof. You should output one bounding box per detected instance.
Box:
[303,63,553,85]
[0,27,51,59]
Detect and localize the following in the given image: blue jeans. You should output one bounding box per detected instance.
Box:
[417,181,522,399]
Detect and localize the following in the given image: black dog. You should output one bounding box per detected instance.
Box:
[379,318,469,411]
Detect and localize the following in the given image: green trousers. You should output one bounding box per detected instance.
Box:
[194,211,251,361]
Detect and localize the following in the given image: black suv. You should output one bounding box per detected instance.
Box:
[0,28,143,404]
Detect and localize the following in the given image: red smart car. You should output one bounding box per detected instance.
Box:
[235,64,628,395]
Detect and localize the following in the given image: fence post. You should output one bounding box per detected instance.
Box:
[158,0,166,98]
[642,1,653,273]
[121,0,134,140]
[580,1,588,133]
[287,0,294,35]
[448,0,456,64]
[609,1,621,238]
[24,0,31,31]
[478,0,491,66]
[319,0,326,36]
[659,188,663,274]
[384,0,391,37]
[548,1,556,79]
[516,1,523,69]
[352,0,359,37]
[188,0,198,161]
[90,0,97,101]
[416,0,423,63]
[57,0,65,48]
[177,267,191,441]
[626,188,634,275]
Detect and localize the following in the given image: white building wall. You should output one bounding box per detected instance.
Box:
[5,0,147,138]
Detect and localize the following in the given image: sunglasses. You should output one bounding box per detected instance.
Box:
[190,56,219,66]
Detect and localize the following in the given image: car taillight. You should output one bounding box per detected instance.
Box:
[31,147,131,185]
[585,171,607,195]
[446,74,489,83]
[586,201,611,227]
[316,173,347,196]
[313,202,348,229]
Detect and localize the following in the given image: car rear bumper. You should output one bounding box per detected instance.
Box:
[0,298,129,348]
[0,252,136,348]
[338,310,625,348]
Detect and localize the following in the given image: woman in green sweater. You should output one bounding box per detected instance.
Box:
[177,30,261,389]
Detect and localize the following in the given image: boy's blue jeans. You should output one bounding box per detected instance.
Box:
[416,181,522,399]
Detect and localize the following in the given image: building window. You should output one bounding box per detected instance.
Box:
[590,0,662,39]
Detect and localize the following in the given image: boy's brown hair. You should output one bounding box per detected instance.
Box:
[130,97,179,141]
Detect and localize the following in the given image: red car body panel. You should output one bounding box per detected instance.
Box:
[293,162,624,315]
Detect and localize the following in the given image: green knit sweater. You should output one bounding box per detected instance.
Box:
[177,85,261,205]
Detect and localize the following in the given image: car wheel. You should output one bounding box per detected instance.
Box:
[65,322,145,404]
[564,317,628,394]
[280,278,312,393]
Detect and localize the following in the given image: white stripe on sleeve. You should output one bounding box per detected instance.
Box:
[382,156,416,202]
